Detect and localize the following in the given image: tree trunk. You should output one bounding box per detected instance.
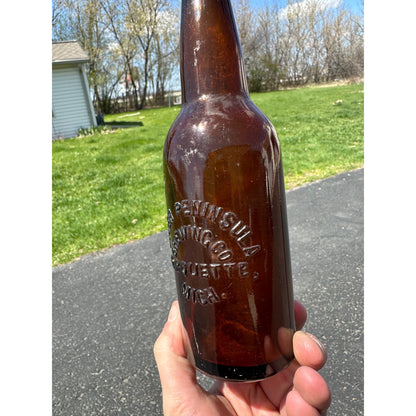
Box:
[139,47,150,109]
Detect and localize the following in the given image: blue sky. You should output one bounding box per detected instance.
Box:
[251,0,363,15]
[341,0,363,14]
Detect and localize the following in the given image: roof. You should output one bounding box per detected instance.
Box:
[52,41,89,65]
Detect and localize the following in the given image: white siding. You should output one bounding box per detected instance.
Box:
[52,65,94,139]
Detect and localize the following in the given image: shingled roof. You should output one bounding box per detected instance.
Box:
[52,41,89,64]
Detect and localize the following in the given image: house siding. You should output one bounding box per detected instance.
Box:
[52,65,95,139]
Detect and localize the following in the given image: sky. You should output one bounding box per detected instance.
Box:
[251,0,363,15]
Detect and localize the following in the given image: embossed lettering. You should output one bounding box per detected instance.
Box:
[173,200,261,258]
[219,212,238,230]
[196,289,208,305]
[238,262,250,277]
[182,281,192,299]
[172,225,233,261]
[181,282,221,305]
[205,204,224,222]
[187,261,198,276]
[198,200,210,217]
[198,263,210,278]
[230,221,251,243]
[242,245,261,257]
[222,262,237,278]
[200,229,213,247]
[180,199,191,215]
[205,287,221,303]
[210,240,233,261]
[174,201,182,214]
[167,209,174,229]
[168,199,263,305]
[172,256,256,280]
[180,260,187,275]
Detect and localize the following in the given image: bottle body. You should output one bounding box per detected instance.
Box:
[164,94,295,381]
[163,0,295,381]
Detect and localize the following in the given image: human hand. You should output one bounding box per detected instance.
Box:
[154,300,331,415]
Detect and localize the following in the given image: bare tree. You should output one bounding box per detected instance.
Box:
[101,0,142,109]
[259,3,286,90]
[245,0,363,91]
[149,7,180,105]
[52,0,66,27]
[123,0,170,109]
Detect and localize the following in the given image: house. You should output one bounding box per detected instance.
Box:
[52,41,97,139]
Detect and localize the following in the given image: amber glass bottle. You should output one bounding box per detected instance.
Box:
[163,0,295,381]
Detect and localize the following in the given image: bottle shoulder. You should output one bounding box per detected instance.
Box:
[165,94,278,151]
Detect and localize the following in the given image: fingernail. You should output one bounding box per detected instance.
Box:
[307,333,328,360]
[168,302,178,322]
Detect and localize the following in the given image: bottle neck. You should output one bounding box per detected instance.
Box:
[180,0,249,103]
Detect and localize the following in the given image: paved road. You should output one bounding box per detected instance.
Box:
[53,168,363,416]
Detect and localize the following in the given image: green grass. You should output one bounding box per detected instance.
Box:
[251,83,364,187]
[53,83,363,265]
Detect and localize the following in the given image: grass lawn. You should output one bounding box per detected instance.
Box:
[53,82,363,266]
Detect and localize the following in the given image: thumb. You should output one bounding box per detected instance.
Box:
[154,301,203,408]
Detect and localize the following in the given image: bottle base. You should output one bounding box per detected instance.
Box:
[194,355,293,382]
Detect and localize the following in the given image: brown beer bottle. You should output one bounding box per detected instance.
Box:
[163,0,296,381]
